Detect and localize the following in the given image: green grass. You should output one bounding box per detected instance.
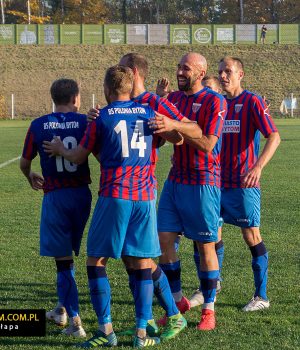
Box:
[0,119,299,349]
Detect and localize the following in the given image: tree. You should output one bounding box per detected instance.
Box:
[51,0,108,24]
[5,0,50,23]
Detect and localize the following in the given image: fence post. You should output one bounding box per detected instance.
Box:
[37,24,40,44]
[14,24,17,44]
[81,23,84,44]
[291,93,294,117]
[11,94,14,119]
[59,24,62,44]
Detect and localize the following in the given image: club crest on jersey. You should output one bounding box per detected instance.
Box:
[235,104,243,113]
[192,103,202,113]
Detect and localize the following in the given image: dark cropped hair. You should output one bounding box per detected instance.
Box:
[50,79,79,105]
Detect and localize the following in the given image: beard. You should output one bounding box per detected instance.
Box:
[177,75,197,92]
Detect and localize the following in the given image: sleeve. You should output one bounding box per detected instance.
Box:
[80,119,98,152]
[251,95,278,138]
[203,95,227,138]
[22,125,38,160]
[156,97,184,121]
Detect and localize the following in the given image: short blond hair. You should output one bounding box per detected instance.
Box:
[104,65,134,96]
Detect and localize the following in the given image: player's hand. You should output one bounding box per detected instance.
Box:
[241,165,262,188]
[156,78,171,97]
[28,172,44,190]
[87,104,100,122]
[149,112,176,133]
[43,136,65,157]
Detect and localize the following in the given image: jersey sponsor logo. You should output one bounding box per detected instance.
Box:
[223,120,240,133]
[192,103,202,113]
[235,104,243,113]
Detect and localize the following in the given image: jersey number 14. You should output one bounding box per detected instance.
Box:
[114,120,147,157]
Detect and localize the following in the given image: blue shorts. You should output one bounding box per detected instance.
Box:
[221,188,261,228]
[157,180,220,243]
[40,186,92,257]
[87,196,161,259]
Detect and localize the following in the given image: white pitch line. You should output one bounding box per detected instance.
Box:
[0,156,21,169]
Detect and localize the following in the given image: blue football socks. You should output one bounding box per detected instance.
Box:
[152,266,178,317]
[87,266,112,325]
[56,259,79,318]
[134,268,153,329]
[249,241,268,300]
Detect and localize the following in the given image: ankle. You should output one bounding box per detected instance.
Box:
[99,323,113,335]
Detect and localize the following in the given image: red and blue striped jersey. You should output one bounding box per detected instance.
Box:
[80,100,157,201]
[22,112,91,193]
[221,90,278,188]
[167,87,227,187]
[133,91,184,189]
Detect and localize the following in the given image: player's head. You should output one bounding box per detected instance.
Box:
[177,52,207,93]
[104,65,134,103]
[202,75,222,94]
[218,56,244,93]
[50,78,80,111]
[119,53,149,81]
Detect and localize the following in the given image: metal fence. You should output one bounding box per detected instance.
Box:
[1,91,299,119]
[0,23,299,45]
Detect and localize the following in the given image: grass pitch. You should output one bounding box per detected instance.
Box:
[0,119,299,349]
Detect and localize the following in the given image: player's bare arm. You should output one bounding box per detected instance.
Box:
[20,157,44,190]
[242,131,281,188]
[156,77,171,98]
[149,113,220,152]
[43,136,91,165]
[149,112,183,145]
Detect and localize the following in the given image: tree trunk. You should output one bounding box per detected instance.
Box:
[0,0,5,24]
[239,0,244,24]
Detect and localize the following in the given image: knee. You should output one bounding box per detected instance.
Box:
[242,227,262,247]
[159,232,177,250]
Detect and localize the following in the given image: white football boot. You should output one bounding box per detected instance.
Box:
[242,296,270,311]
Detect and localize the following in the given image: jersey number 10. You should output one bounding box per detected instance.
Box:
[55,136,78,173]
[114,120,147,158]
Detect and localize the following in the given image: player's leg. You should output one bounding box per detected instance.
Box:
[121,256,181,338]
[241,226,269,311]
[79,196,130,348]
[178,184,220,330]
[58,186,92,336]
[41,188,89,336]
[123,200,161,347]
[190,227,224,307]
[196,241,219,331]
[157,180,190,316]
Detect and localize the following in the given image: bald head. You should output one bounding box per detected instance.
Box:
[177,52,207,94]
[181,52,207,73]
